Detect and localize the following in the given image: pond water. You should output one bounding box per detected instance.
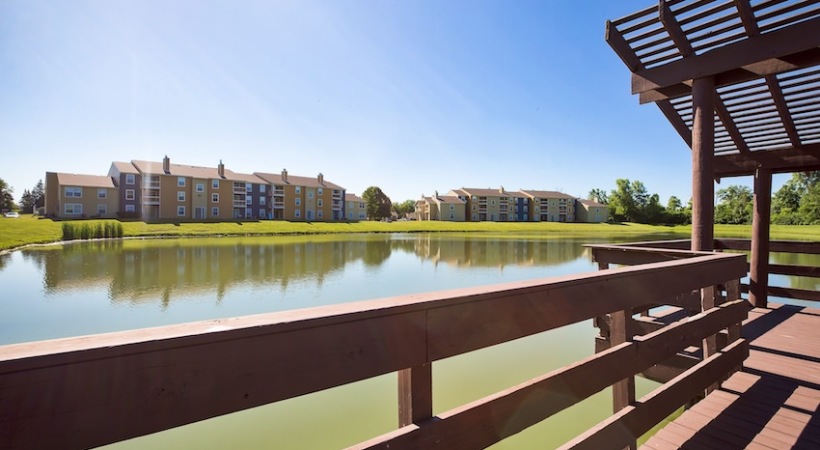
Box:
[1,233,815,448]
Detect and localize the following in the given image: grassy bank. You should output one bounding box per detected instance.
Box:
[2,214,819,251]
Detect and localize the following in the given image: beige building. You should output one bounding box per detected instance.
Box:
[416,192,466,221]
[254,170,345,221]
[345,194,367,220]
[45,172,120,219]
[520,190,577,222]
[448,187,527,222]
[576,199,609,223]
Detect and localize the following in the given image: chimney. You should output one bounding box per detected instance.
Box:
[317,173,324,185]
[434,190,439,198]
[162,155,170,174]
[281,168,288,183]
[499,186,505,194]
[218,160,225,178]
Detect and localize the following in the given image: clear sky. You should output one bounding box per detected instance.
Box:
[0,0,783,205]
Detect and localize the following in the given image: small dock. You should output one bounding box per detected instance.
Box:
[643,304,820,450]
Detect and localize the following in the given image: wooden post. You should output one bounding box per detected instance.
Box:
[691,76,715,252]
[610,309,636,450]
[398,363,433,427]
[701,285,719,394]
[750,168,772,308]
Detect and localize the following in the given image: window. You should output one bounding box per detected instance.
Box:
[196,183,204,192]
[246,183,252,193]
[260,197,266,205]
[98,189,107,199]
[125,174,135,185]
[125,189,135,200]
[295,198,301,206]
[317,210,323,219]
[245,208,252,217]
[212,179,219,189]
[317,199,323,207]
[318,188,323,196]
[64,187,82,197]
[259,208,266,218]
[246,197,252,205]
[212,193,219,203]
[177,177,185,187]
[97,204,107,215]
[359,202,365,208]
[211,207,219,217]
[177,206,186,216]
[178,191,185,202]
[295,186,301,195]
[125,204,135,213]
[308,191,314,199]
[259,184,266,193]
[64,204,82,215]
[295,209,301,218]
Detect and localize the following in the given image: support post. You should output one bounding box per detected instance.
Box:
[611,309,636,450]
[750,168,772,308]
[398,363,433,427]
[691,77,716,252]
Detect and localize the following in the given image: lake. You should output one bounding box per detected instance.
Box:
[1,233,815,448]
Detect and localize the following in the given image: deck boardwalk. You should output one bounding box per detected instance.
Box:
[642,304,820,450]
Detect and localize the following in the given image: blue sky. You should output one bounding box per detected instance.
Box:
[0,0,782,205]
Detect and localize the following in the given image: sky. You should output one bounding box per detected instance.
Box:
[0,0,788,205]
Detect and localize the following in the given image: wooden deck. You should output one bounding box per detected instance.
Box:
[643,303,820,450]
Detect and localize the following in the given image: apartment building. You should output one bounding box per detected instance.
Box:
[576,199,609,223]
[448,187,527,222]
[416,192,466,221]
[345,194,367,220]
[253,170,345,221]
[519,190,577,222]
[48,157,345,222]
[45,172,120,219]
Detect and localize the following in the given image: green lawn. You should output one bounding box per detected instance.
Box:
[2,214,819,251]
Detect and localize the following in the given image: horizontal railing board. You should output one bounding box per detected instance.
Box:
[352,300,749,450]
[587,244,709,266]
[0,253,747,450]
[715,239,820,254]
[769,263,820,278]
[740,284,820,302]
[559,338,749,450]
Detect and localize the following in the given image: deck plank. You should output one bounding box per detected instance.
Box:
[642,304,820,450]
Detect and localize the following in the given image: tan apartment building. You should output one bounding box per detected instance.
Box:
[45,172,120,219]
[576,199,609,223]
[448,187,528,222]
[416,192,466,221]
[345,194,367,220]
[254,170,345,221]
[520,190,577,222]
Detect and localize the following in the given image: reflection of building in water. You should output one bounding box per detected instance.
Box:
[26,239,393,306]
[411,236,588,269]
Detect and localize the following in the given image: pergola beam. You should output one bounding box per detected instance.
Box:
[632,16,820,96]
[714,145,820,178]
[765,75,801,148]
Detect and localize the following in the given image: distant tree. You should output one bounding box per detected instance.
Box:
[587,188,608,204]
[32,179,45,209]
[608,179,646,222]
[715,185,753,224]
[799,181,820,224]
[362,186,392,220]
[0,178,15,212]
[773,171,820,224]
[643,193,666,224]
[667,196,683,213]
[19,189,34,213]
[393,200,416,218]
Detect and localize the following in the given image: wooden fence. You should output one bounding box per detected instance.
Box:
[1,250,747,450]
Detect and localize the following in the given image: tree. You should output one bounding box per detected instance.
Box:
[362,186,392,220]
[608,179,643,222]
[32,179,45,209]
[393,199,416,218]
[643,193,665,224]
[773,171,820,224]
[587,188,608,204]
[666,196,683,213]
[0,178,15,212]
[19,189,34,213]
[715,185,753,224]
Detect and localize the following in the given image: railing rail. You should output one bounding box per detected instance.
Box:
[0,251,747,450]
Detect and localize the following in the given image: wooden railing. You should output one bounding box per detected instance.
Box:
[0,251,747,450]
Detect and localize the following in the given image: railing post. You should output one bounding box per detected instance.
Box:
[701,285,719,394]
[611,308,636,450]
[750,167,772,308]
[725,279,743,377]
[398,363,433,427]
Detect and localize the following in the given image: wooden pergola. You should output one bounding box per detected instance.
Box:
[606,0,820,307]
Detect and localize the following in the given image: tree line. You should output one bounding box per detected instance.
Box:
[589,171,820,225]
[0,178,44,213]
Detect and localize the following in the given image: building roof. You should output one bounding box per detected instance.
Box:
[131,160,223,180]
[110,161,138,174]
[345,193,364,202]
[56,173,117,189]
[579,199,607,208]
[225,170,268,184]
[519,190,576,200]
[254,172,344,190]
[435,195,466,204]
[459,187,517,197]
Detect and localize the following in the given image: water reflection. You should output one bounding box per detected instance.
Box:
[19,235,589,307]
